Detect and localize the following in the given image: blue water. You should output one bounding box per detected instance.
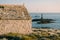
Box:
[30,13,60,29]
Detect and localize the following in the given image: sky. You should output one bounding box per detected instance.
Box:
[0,0,60,13]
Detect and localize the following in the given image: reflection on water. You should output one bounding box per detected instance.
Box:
[30,13,60,29]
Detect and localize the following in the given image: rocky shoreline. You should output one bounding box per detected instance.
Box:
[0,28,60,40]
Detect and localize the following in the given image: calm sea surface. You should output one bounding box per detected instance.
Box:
[30,13,60,29]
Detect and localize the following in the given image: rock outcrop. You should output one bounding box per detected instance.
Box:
[0,4,32,35]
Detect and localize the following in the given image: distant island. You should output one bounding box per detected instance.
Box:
[32,14,55,24]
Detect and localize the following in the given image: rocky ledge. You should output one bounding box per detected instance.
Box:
[0,28,60,40]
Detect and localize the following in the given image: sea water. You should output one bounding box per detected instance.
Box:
[30,13,60,29]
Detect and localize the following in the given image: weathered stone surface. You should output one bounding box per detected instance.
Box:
[0,4,31,20]
[0,4,32,35]
[0,20,32,35]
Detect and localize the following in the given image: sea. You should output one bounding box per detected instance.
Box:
[30,13,60,29]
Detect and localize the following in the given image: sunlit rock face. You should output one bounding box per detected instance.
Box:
[0,4,31,20]
[0,4,32,35]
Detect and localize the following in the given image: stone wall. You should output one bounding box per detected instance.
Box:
[0,20,32,35]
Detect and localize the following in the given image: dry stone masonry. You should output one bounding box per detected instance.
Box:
[0,4,32,35]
